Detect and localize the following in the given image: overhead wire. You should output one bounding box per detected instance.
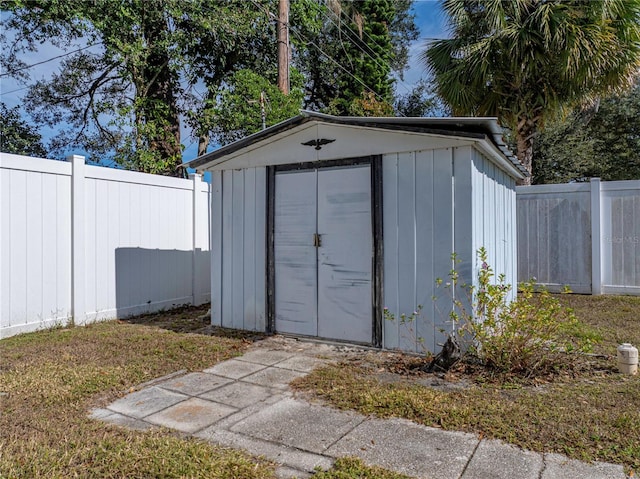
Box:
[248,0,401,114]
[0,43,100,78]
[1,85,30,95]
[320,1,416,97]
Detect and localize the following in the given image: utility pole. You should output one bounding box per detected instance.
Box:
[277,0,289,95]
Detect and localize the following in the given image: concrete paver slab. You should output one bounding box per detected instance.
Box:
[542,453,626,479]
[95,339,629,479]
[89,408,156,431]
[158,372,232,396]
[145,397,237,433]
[199,381,274,409]
[230,397,364,454]
[275,466,313,479]
[203,359,266,379]
[241,367,306,390]
[274,355,327,372]
[196,428,334,473]
[236,349,295,366]
[325,417,478,479]
[107,386,187,418]
[461,439,543,479]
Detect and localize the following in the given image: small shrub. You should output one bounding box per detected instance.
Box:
[449,248,594,376]
[385,248,595,377]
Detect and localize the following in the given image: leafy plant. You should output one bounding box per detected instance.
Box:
[385,248,596,377]
[447,248,594,376]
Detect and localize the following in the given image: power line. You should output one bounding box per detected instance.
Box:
[0,43,99,78]
[1,85,30,96]
[289,24,403,114]
[249,0,400,114]
[320,4,415,96]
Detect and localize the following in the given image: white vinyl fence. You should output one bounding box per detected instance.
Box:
[0,153,211,338]
[518,178,640,295]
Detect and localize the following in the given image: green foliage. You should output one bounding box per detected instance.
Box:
[533,83,640,183]
[394,79,447,117]
[0,103,47,157]
[212,69,304,146]
[3,0,419,170]
[3,0,186,174]
[293,0,417,114]
[320,0,396,115]
[423,0,640,182]
[384,247,595,376]
[447,248,594,376]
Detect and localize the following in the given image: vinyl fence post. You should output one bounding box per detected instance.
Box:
[590,177,602,295]
[67,155,87,324]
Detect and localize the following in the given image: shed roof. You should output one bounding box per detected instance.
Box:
[185,110,527,178]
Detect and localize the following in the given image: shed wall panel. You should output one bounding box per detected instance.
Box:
[382,148,456,353]
[431,148,455,349]
[211,171,223,326]
[212,167,267,331]
[382,155,400,350]
[471,151,518,295]
[231,170,245,329]
[470,151,517,297]
[414,150,435,356]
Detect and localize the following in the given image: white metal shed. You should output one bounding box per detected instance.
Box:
[187,111,526,353]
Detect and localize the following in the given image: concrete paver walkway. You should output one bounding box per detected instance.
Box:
[91,344,628,479]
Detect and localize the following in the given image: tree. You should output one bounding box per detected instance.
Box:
[534,83,640,183]
[211,69,304,146]
[394,79,447,117]
[292,0,418,115]
[180,0,277,156]
[3,0,419,170]
[422,0,640,184]
[2,0,273,174]
[3,0,184,174]
[0,103,47,157]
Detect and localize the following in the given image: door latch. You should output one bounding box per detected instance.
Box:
[313,233,322,248]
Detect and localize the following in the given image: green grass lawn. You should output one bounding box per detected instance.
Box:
[2,296,639,477]
[293,294,640,474]
[0,307,403,479]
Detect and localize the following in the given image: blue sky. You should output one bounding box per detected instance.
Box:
[0,1,448,162]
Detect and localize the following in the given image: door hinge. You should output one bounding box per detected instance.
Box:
[313,233,322,248]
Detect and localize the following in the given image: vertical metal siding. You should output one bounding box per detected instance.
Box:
[382,154,401,349]
[383,147,518,354]
[471,151,518,296]
[382,148,456,353]
[397,152,418,351]
[212,167,267,331]
[211,171,223,326]
[431,148,455,350]
[414,150,435,355]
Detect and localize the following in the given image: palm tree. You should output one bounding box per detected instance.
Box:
[422,0,640,185]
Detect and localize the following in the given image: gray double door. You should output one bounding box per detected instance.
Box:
[274,164,373,344]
